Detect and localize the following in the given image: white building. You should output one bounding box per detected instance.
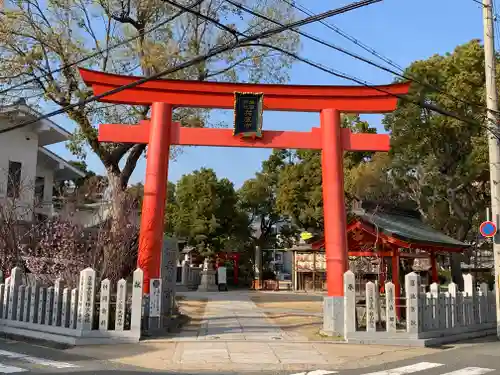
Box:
[0,101,85,221]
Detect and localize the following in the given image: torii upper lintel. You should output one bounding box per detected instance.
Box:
[79,68,410,112]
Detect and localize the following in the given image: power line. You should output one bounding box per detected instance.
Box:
[493,0,500,50]
[0,0,204,96]
[0,0,381,135]
[229,0,500,116]
[279,0,405,72]
[170,0,500,138]
[471,0,500,20]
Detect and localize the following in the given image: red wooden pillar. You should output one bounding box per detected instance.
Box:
[320,108,348,297]
[379,257,386,293]
[430,252,439,283]
[392,251,401,319]
[233,254,239,285]
[137,102,172,294]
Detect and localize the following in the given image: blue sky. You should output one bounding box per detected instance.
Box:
[46,0,486,189]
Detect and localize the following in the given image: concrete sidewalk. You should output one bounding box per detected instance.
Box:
[66,339,440,372]
[64,291,441,372]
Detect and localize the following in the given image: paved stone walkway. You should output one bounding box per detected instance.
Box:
[65,291,440,371]
[174,291,307,341]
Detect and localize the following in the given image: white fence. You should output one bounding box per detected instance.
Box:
[0,266,143,345]
[343,271,497,346]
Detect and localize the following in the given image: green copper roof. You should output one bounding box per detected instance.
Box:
[353,207,468,249]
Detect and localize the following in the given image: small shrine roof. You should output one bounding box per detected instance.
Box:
[353,201,468,249]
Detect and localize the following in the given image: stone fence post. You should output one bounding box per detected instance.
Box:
[130,268,144,333]
[385,281,396,332]
[405,272,420,334]
[76,268,96,332]
[463,273,477,324]
[343,271,356,334]
[366,281,376,332]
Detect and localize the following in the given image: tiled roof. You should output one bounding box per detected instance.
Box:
[353,202,468,249]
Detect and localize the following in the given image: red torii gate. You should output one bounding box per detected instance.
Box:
[79,68,410,307]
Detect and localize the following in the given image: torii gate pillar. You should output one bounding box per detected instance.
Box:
[78,67,410,337]
[321,108,348,335]
[137,102,172,289]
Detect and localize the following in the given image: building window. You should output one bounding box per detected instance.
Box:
[35,176,45,203]
[7,161,22,198]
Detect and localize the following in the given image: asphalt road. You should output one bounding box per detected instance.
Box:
[334,338,500,375]
[1,335,499,375]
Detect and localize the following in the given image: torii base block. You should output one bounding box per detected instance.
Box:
[322,297,345,337]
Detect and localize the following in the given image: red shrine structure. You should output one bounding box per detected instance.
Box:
[78,68,411,302]
[308,201,469,316]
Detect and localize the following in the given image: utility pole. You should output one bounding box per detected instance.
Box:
[483,0,500,338]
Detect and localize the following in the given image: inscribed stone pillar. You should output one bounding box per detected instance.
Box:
[161,236,178,317]
[131,268,144,333]
[365,282,376,332]
[148,278,162,330]
[99,279,110,331]
[76,268,96,331]
[405,272,420,334]
[385,281,396,332]
[115,279,127,331]
[343,271,356,334]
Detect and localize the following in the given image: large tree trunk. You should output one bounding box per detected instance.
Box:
[99,170,137,283]
[450,223,471,290]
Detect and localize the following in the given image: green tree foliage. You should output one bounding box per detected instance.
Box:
[166,168,248,255]
[238,149,289,248]
[382,40,490,242]
[67,161,96,187]
[344,152,406,204]
[0,0,300,231]
[0,0,299,278]
[276,114,377,233]
[344,40,493,285]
